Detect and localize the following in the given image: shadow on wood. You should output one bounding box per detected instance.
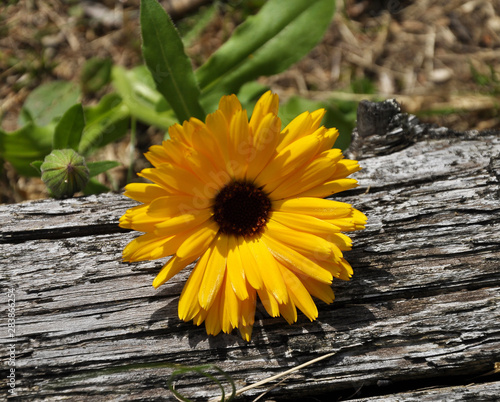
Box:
[1,100,499,401]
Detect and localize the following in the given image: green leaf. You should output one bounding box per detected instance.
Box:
[327,99,358,150]
[79,93,130,156]
[82,177,110,195]
[197,0,335,96]
[19,81,81,127]
[87,160,120,178]
[18,108,34,126]
[179,4,217,49]
[80,57,113,94]
[53,103,85,151]
[140,0,205,123]
[0,124,54,177]
[30,160,43,173]
[111,65,177,131]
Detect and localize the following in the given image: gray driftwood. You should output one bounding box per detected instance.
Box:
[1,100,499,401]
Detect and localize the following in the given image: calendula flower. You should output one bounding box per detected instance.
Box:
[120,91,366,341]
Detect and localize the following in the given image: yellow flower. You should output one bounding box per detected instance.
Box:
[120,91,366,341]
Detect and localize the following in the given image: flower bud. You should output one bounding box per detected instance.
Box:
[41,149,90,198]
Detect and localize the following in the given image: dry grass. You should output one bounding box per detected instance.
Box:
[270,0,500,130]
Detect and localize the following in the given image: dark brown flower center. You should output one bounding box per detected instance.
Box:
[212,180,271,237]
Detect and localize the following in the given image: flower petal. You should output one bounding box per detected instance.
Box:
[198,234,228,310]
[144,143,170,167]
[325,209,367,231]
[269,149,344,199]
[278,297,297,325]
[190,123,227,173]
[119,204,164,232]
[247,236,288,304]
[206,110,232,174]
[222,273,240,332]
[273,197,353,219]
[265,220,333,261]
[326,232,353,251]
[123,183,170,203]
[153,253,200,289]
[240,285,256,328]
[176,220,219,259]
[123,231,185,262]
[238,325,253,342]
[276,108,326,152]
[276,111,312,152]
[246,113,281,179]
[262,233,333,284]
[310,108,326,129]
[145,140,192,169]
[168,121,193,147]
[227,235,249,300]
[329,158,361,180]
[249,91,279,134]
[257,129,324,188]
[257,287,280,317]
[154,208,212,237]
[237,238,263,290]
[317,127,339,153]
[218,94,242,122]
[228,108,251,179]
[139,164,212,198]
[318,257,354,281]
[279,264,318,321]
[295,178,359,198]
[302,278,335,304]
[270,211,341,236]
[185,149,231,193]
[192,307,208,326]
[178,250,210,321]
[147,195,209,218]
[204,292,223,336]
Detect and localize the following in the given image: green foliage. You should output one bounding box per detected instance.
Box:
[3,0,352,200]
[53,103,85,151]
[82,160,122,196]
[177,4,217,49]
[19,80,80,127]
[197,0,336,108]
[110,65,176,131]
[350,77,376,95]
[83,178,113,195]
[0,124,53,177]
[79,93,130,156]
[140,0,205,122]
[87,160,120,178]
[80,57,113,94]
[1,89,123,194]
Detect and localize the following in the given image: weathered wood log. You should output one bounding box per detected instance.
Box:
[1,100,499,401]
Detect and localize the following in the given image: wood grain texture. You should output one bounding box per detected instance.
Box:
[1,101,499,401]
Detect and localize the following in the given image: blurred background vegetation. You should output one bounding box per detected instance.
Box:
[1,0,500,203]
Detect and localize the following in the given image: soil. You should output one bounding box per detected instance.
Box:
[1,0,500,203]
